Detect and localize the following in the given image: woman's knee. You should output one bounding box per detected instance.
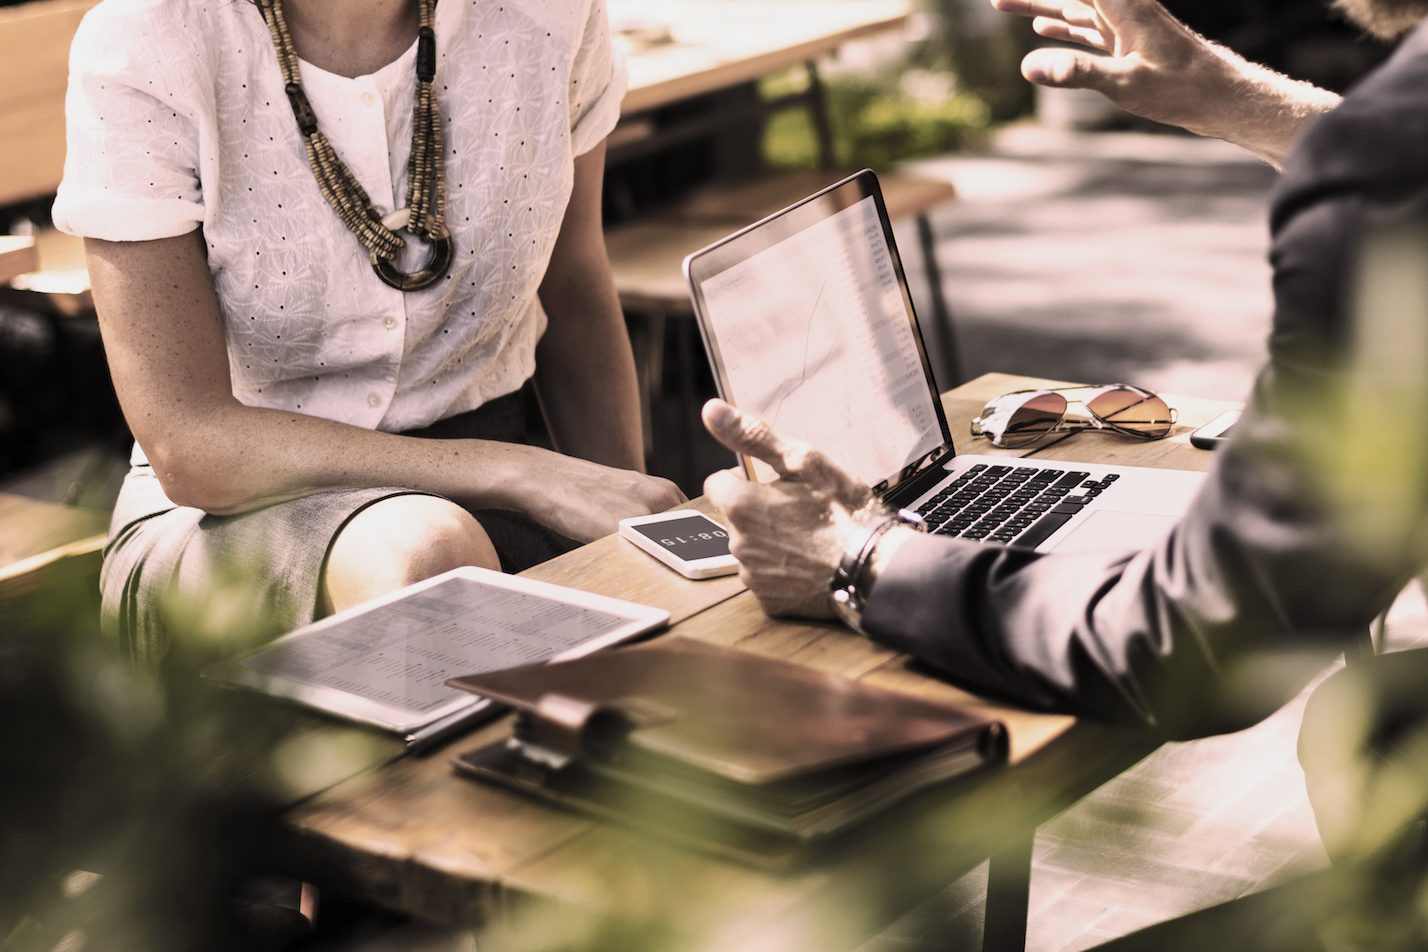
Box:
[322,495,499,613]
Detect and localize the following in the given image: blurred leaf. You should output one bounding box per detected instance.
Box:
[763,72,990,171]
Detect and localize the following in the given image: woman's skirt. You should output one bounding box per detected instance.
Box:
[100,392,578,662]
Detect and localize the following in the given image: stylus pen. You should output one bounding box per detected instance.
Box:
[404,699,502,753]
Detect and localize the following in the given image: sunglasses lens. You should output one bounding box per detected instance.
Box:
[995,392,1067,447]
[1088,387,1175,439]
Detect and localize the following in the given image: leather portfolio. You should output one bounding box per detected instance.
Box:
[448,637,1007,866]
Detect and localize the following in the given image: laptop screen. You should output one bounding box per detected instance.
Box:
[686,172,949,488]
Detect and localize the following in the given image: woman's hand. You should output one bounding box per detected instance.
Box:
[532,453,687,543]
[991,0,1340,168]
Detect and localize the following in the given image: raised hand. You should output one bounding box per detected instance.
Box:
[996,0,1237,132]
[702,399,875,618]
[990,0,1340,167]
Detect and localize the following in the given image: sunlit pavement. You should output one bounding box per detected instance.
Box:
[899,124,1279,401]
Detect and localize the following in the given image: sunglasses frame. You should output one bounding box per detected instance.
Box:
[970,384,1179,449]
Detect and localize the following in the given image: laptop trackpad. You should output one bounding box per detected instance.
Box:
[1049,510,1178,555]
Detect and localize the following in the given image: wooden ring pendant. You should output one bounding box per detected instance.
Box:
[371,228,453,291]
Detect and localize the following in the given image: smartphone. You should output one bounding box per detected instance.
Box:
[618,510,740,579]
[1190,410,1240,450]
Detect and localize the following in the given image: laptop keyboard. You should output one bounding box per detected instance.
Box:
[914,464,1121,549]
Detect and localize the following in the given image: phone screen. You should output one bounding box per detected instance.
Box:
[627,515,731,561]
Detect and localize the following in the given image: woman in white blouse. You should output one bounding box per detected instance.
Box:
[54,0,684,657]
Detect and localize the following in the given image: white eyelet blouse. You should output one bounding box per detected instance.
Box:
[53,0,625,433]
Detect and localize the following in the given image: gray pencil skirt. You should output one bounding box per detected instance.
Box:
[100,392,579,663]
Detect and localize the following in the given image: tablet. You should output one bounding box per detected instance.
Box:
[203,566,669,740]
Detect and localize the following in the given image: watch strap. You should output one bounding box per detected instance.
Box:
[829,508,924,634]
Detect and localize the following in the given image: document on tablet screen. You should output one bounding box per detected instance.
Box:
[205,568,669,735]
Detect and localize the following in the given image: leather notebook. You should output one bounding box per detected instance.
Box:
[447,637,1006,867]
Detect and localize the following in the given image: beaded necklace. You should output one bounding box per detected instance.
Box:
[256,0,452,291]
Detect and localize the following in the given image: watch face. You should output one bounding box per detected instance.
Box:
[627,515,731,561]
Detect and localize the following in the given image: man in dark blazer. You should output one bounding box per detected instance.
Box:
[704,1,1428,941]
[706,0,1428,737]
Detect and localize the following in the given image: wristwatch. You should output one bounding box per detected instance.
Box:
[829,508,925,634]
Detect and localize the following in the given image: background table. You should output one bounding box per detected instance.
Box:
[277,373,1240,952]
[0,236,37,285]
[614,0,910,117]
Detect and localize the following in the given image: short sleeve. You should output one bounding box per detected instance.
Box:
[51,5,206,242]
[567,0,627,156]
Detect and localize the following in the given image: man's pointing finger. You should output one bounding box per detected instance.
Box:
[702,399,795,479]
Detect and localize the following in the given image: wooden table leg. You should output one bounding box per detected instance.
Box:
[983,832,1034,952]
[674,314,702,491]
[805,60,836,170]
[628,310,668,463]
[917,212,962,389]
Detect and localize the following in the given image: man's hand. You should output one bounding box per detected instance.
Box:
[995,0,1218,132]
[702,399,875,619]
[991,0,1340,168]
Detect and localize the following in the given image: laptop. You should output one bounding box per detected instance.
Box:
[683,169,1205,555]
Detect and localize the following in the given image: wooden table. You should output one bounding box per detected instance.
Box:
[278,373,1239,951]
[0,491,107,601]
[0,236,38,287]
[613,0,911,116]
[609,0,910,178]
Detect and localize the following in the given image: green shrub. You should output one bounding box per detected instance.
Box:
[762,73,990,170]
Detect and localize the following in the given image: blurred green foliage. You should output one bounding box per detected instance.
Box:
[0,558,387,952]
[914,0,1037,120]
[762,71,991,170]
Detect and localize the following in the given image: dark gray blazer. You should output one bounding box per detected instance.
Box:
[861,22,1428,739]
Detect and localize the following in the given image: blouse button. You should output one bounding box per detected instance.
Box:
[368,393,382,408]
[361,91,376,107]
[383,315,397,330]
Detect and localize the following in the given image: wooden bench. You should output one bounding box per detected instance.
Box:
[604,169,960,477]
[670,167,957,226]
[0,236,38,285]
[0,491,107,603]
[607,169,958,319]
[1,228,93,316]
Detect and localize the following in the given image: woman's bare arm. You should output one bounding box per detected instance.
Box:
[87,231,679,540]
[534,141,650,474]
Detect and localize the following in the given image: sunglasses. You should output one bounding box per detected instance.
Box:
[970,384,1179,449]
